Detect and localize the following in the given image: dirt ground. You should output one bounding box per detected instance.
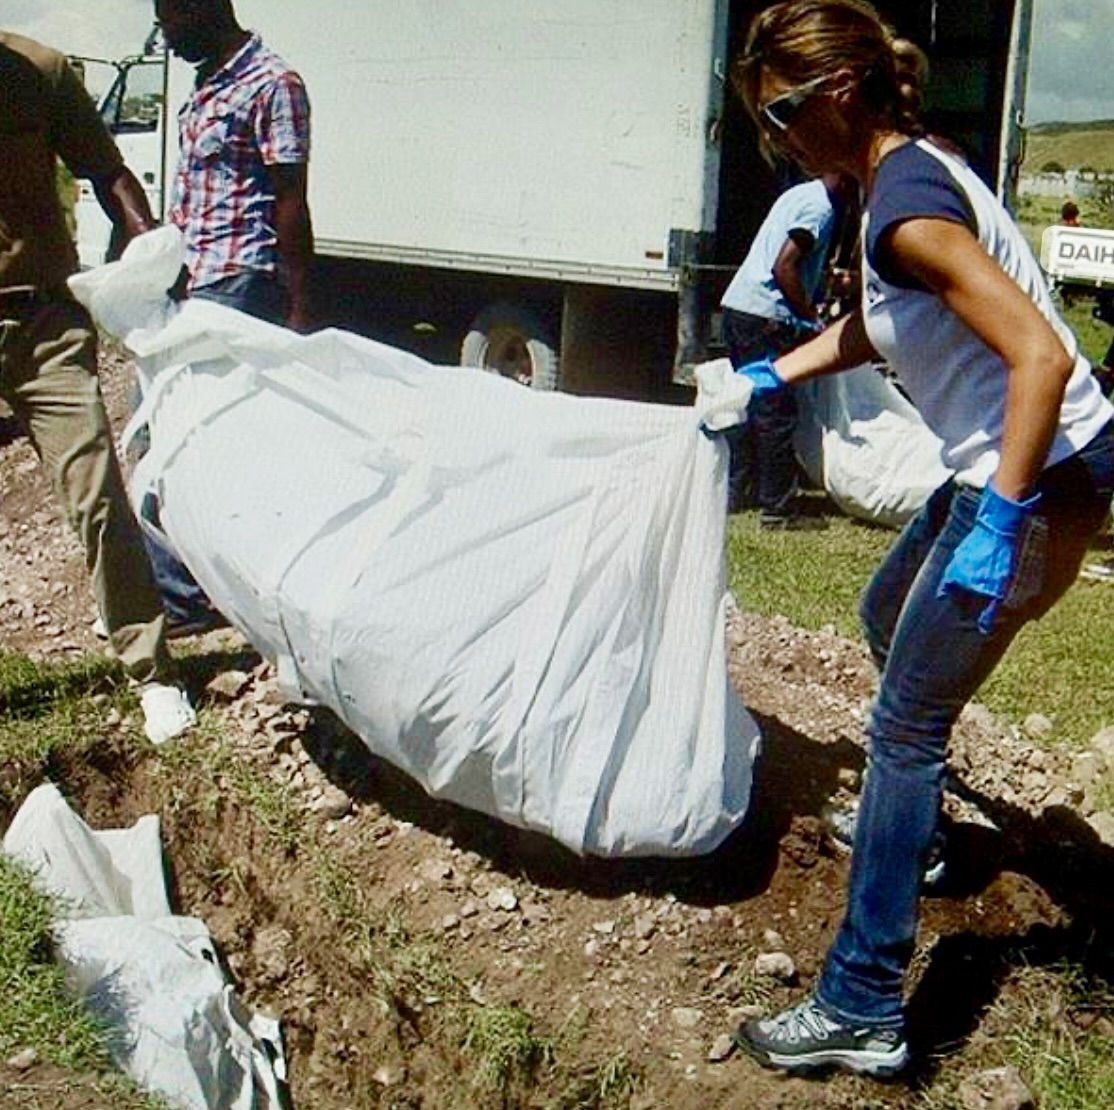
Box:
[2,344,1114,1109]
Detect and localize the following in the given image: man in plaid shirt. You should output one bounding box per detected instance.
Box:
[157,0,314,330]
[129,2,314,640]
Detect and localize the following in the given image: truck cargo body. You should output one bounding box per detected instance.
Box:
[84,1,1034,399]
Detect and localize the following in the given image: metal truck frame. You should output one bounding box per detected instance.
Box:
[71,28,168,268]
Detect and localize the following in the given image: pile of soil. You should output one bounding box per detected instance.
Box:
[2,343,1113,1109]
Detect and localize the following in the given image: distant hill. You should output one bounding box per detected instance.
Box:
[1023,120,1114,174]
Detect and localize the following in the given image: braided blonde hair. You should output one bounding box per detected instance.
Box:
[733,0,928,137]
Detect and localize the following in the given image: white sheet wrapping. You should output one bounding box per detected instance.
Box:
[70,228,760,858]
[793,364,953,527]
[3,783,286,1110]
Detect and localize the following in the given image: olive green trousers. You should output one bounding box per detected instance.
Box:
[0,293,170,683]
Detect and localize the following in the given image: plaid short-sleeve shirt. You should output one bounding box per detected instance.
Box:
[170,33,310,291]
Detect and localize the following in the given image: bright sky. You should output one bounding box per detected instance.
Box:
[4,0,153,62]
[1027,0,1114,122]
[4,0,1114,125]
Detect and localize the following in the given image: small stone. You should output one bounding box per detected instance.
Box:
[1072,751,1102,786]
[1086,811,1114,848]
[1042,785,1071,810]
[105,708,121,727]
[1022,713,1053,739]
[486,887,518,912]
[520,900,551,926]
[707,1033,736,1063]
[592,919,616,936]
[418,859,454,885]
[709,961,731,982]
[459,899,479,918]
[251,926,292,983]
[957,1064,1035,1110]
[671,1007,704,1029]
[632,912,656,940]
[441,914,460,932]
[372,1064,404,1087]
[960,702,999,731]
[6,1047,39,1072]
[728,1004,766,1024]
[206,670,251,700]
[313,786,352,820]
[1021,770,1047,795]
[762,929,785,950]
[1090,725,1114,771]
[754,951,797,982]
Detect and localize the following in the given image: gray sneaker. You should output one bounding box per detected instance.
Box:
[735,995,909,1077]
[822,798,947,888]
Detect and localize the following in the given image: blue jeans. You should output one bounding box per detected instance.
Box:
[192,271,287,325]
[136,272,286,626]
[816,422,1114,1029]
[722,309,805,513]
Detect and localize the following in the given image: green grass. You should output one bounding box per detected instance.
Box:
[155,722,639,1107]
[726,508,1114,747]
[0,856,106,1067]
[998,966,1114,1110]
[0,652,167,1108]
[0,858,167,1110]
[459,1003,554,1099]
[726,507,892,639]
[0,652,129,808]
[1023,123,1114,176]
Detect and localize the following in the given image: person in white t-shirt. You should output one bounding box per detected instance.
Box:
[723,0,1114,1080]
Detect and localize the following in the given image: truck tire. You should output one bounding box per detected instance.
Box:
[460,303,560,390]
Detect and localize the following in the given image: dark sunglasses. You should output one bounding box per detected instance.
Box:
[759,75,832,133]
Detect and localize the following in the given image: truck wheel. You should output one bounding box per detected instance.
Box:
[460,303,560,390]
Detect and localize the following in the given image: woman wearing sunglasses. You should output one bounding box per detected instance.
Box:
[728,0,1114,1080]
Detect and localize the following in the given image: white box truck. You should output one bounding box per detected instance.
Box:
[70,31,168,269]
[80,0,1034,399]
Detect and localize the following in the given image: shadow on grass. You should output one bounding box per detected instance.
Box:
[899,782,1114,1077]
[904,918,1114,1085]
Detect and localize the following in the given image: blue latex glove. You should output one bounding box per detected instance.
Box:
[736,357,786,397]
[937,482,1041,634]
